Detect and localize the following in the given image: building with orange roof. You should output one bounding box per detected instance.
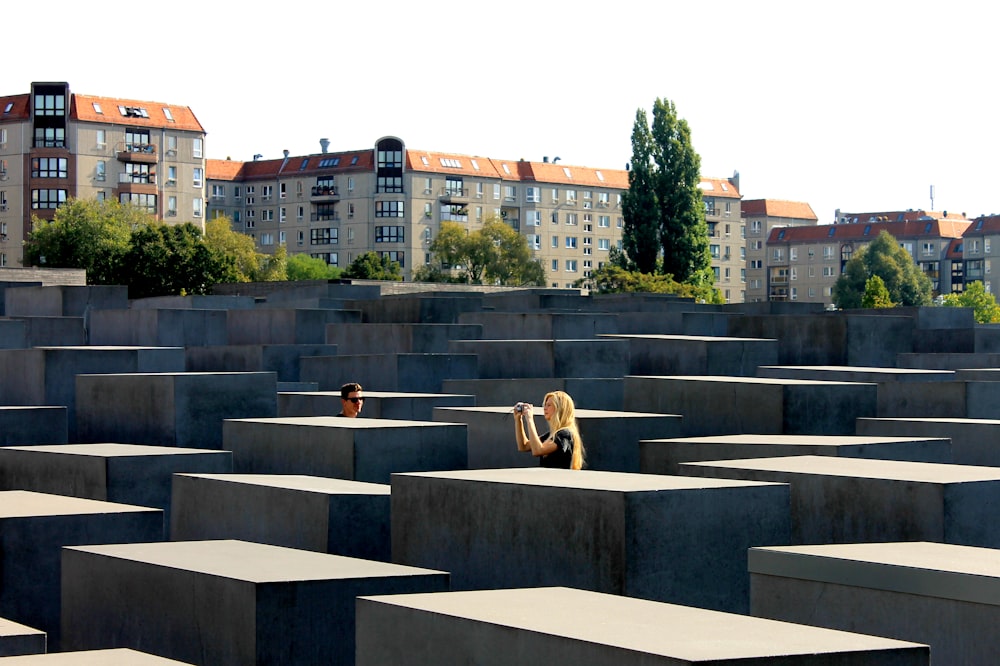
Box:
[699,174,745,303]
[764,211,970,305]
[742,198,819,302]
[958,215,1000,295]
[0,81,206,267]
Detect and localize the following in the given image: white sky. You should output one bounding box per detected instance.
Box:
[11,0,999,223]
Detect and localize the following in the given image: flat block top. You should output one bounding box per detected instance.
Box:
[0,406,65,413]
[228,416,461,429]
[0,617,44,637]
[683,455,1000,483]
[628,375,870,387]
[177,473,390,495]
[2,444,227,457]
[77,372,274,379]
[0,490,161,519]
[750,542,1000,606]
[759,365,954,376]
[436,406,678,419]
[279,391,470,399]
[33,346,182,352]
[860,416,1000,426]
[645,434,948,447]
[360,587,924,659]
[600,333,774,342]
[64,539,444,583]
[0,648,194,664]
[396,468,784,492]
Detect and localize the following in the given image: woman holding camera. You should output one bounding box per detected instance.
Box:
[513,391,585,470]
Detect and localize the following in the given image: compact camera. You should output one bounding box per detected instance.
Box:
[514,402,526,413]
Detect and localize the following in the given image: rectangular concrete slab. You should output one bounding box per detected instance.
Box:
[750,542,1000,665]
[357,586,928,665]
[0,491,163,650]
[601,333,779,377]
[678,455,1000,547]
[857,416,1000,466]
[224,417,467,484]
[278,390,474,421]
[0,617,45,657]
[448,339,630,379]
[391,468,790,613]
[440,377,624,411]
[61,540,449,666]
[640,434,952,475]
[0,649,194,664]
[757,365,955,383]
[170,474,391,561]
[0,407,67,445]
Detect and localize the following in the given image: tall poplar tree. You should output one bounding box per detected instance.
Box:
[621,109,660,274]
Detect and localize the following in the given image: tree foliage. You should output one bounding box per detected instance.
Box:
[581,263,724,303]
[123,223,237,299]
[286,253,343,281]
[203,217,286,282]
[420,219,545,286]
[942,281,1000,323]
[861,275,895,308]
[343,251,402,281]
[832,231,933,309]
[621,98,712,285]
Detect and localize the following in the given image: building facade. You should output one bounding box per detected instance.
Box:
[763,211,971,306]
[701,175,745,303]
[958,215,1000,294]
[742,199,818,302]
[0,81,207,268]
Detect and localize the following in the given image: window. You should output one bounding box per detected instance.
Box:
[442,204,468,221]
[297,206,305,221]
[260,233,274,246]
[565,213,577,226]
[118,192,156,214]
[922,242,935,256]
[528,234,540,250]
[551,236,559,248]
[566,260,578,272]
[598,215,610,228]
[598,192,610,206]
[348,177,355,192]
[551,212,559,224]
[823,266,836,277]
[565,237,577,249]
[31,157,68,178]
[493,184,501,200]
[565,190,576,203]
[34,127,65,148]
[790,267,797,281]
[710,244,721,258]
[34,93,66,117]
[526,187,540,203]
[31,189,68,209]
[348,203,355,219]
[551,188,559,203]
[96,130,106,149]
[987,239,993,254]
[379,251,405,267]
[504,185,516,201]
[261,209,274,222]
[750,220,762,234]
[95,161,106,182]
[446,176,463,196]
[193,198,203,218]
[598,238,610,251]
[525,210,541,226]
[375,226,404,243]
[740,247,746,260]
[193,168,203,188]
[551,259,559,271]
[376,201,405,217]
[167,196,177,217]
[790,248,798,261]
[279,231,286,244]
[311,252,339,265]
[262,185,273,200]
[741,268,746,283]
[192,138,203,158]
[311,228,339,245]
[584,224,593,233]
[823,246,834,259]
[476,182,484,198]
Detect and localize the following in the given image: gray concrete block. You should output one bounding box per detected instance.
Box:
[678,455,1000,547]
[757,365,955,383]
[0,444,232,530]
[448,339,630,379]
[224,417,467,484]
[624,376,877,436]
[11,317,86,347]
[440,377,624,411]
[0,617,45,657]
[300,353,478,393]
[60,540,448,666]
[185,344,337,382]
[434,406,683,472]
[0,648,196,663]
[856,416,1000,466]
[0,320,26,350]
[641,434,953,475]
[896,352,1000,369]
[75,372,277,449]
[391,468,790,613]
[278,390,474,420]
[358,586,928,666]
[602,334,778,376]
[325,322,482,353]
[0,491,162,649]
[0,407,67,445]
[227,308,360,345]
[456,311,618,339]
[875,380,968,418]
[4,286,128,317]
[350,294,483,324]
[750,541,999,665]
[170,474,390,561]
[131,294,256,310]
[89,309,229,347]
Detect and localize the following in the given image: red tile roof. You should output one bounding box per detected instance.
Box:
[945,238,964,260]
[206,158,245,181]
[698,177,741,199]
[72,94,204,132]
[0,94,30,121]
[964,215,1000,236]
[767,218,972,243]
[742,199,817,221]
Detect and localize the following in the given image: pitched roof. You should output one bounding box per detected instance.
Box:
[0,94,30,122]
[964,215,1000,236]
[742,199,817,221]
[206,158,245,181]
[767,218,972,243]
[72,94,204,132]
[945,238,964,260]
[698,177,741,199]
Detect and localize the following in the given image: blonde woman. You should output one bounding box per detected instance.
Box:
[513,391,585,470]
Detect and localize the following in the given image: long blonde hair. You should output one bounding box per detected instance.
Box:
[543,391,585,470]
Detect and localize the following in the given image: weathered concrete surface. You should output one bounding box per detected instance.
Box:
[4,285,128,318]
[856,416,1000,466]
[0,320,26,349]
[448,339,629,379]
[602,334,778,377]
[434,406,683,472]
[391,468,789,613]
[0,407,67,445]
[756,365,955,383]
[624,376,877,436]
[226,308,360,344]
[170,474,390,560]
[184,343,337,382]
[60,540,449,666]
[300,353,478,393]
[325,322,482,353]
[457,312,617,339]
[0,617,46,657]
[223,417,467,484]
[358,586,928,666]
[0,444,232,530]
[278,390,474,421]
[678,455,1000,547]
[750,541,1000,665]
[88,309,229,347]
[0,491,162,650]
[0,648,197,663]
[75,372,277,449]
[897,352,1000,369]
[440,377,624,411]
[640,434,952,475]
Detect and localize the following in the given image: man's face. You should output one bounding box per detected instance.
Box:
[342,390,364,417]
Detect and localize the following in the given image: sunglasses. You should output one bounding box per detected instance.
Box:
[347,397,364,403]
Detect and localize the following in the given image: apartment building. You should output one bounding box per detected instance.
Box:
[764,211,971,305]
[0,81,207,268]
[958,215,1000,294]
[701,175,744,303]
[742,199,818,302]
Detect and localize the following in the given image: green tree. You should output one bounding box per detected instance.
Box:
[286,253,343,281]
[121,223,237,299]
[480,219,545,286]
[833,231,933,309]
[621,108,659,273]
[581,263,724,303]
[423,219,544,286]
[942,281,1000,323]
[203,217,285,282]
[861,275,895,308]
[344,251,402,281]
[23,198,147,284]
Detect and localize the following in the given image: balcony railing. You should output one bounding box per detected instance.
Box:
[311,185,340,200]
[119,173,157,185]
[116,142,157,163]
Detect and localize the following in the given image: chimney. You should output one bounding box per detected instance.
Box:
[283,149,290,158]
[319,138,330,154]
[543,156,549,163]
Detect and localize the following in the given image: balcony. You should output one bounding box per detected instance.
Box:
[310,212,341,223]
[310,185,340,202]
[770,275,789,285]
[439,187,468,203]
[116,142,158,164]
